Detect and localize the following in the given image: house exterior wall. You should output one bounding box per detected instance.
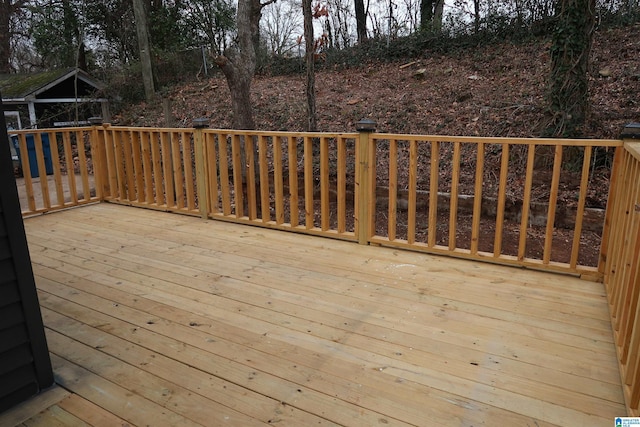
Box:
[0,99,53,413]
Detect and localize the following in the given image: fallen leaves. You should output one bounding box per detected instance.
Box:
[118,25,639,141]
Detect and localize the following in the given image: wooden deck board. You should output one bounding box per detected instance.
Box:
[55,394,130,426]
[0,386,70,427]
[17,203,625,426]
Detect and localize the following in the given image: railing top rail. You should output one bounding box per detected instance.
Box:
[203,129,360,138]
[58,124,624,147]
[624,141,640,162]
[371,132,623,147]
[10,127,93,133]
[94,125,192,132]
[91,125,359,139]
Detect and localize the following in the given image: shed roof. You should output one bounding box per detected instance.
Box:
[0,68,104,101]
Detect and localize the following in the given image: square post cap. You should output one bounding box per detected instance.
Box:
[193,118,210,129]
[356,118,377,132]
[621,123,640,139]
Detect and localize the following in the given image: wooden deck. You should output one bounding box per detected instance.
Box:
[3,203,626,426]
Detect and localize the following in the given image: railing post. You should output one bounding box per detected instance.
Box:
[601,123,640,277]
[88,117,109,200]
[355,118,376,245]
[193,118,210,219]
[605,123,640,416]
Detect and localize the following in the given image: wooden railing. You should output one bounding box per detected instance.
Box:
[12,128,100,216]
[94,126,200,216]
[202,130,359,240]
[94,124,359,241]
[603,131,640,415]
[368,134,621,277]
[18,123,624,275]
[16,121,640,414]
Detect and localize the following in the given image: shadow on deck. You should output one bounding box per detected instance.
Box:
[15,173,96,214]
[2,203,625,426]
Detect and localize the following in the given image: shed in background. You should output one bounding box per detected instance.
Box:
[0,68,108,129]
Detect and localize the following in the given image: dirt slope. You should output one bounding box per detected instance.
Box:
[118,24,640,139]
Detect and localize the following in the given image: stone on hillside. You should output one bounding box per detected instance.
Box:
[598,67,612,77]
[413,69,427,79]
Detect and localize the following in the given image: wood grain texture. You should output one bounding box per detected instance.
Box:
[20,203,625,426]
[0,386,69,427]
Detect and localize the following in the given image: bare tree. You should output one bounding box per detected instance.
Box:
[186,0,236,56]
[326,0,353,48]
[399,0,420,34]
[263,0,301,55]
[354,0,367,42]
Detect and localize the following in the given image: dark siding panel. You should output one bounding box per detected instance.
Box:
[0,281,20,307]
[0,383,39,414]
[0,366,39,413]
[0,365,38,393]
[0,258,16,285]
[0,302,25,329]
[0,236,11,260]
[0,323,29,354]
[0,98,53,412]
[0,344,34,376]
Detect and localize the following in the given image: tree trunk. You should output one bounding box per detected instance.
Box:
[250,0,262,57]
[420,0,433,30]
[0,0,27,73]
[302,0,317,132]
[133,0,156,101]
[433,0,443,31]
[250,0,276,61]
[354,0,367,43]
[324,18,334,49]
[547,0,596,137]
[249,0,262,58]
[77,41,88,71]
[74,17,88,71]
[0,2,11,73]
[218,57,256,129]
[420,0,442,31]
[473,0,480,33]
[216,0,256,130]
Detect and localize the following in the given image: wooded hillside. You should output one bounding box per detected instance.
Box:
[117,23,639,140]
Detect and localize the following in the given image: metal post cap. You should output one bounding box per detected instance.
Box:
[193,118,210,128]
[356,118,377,132]
[621,123,640,139]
